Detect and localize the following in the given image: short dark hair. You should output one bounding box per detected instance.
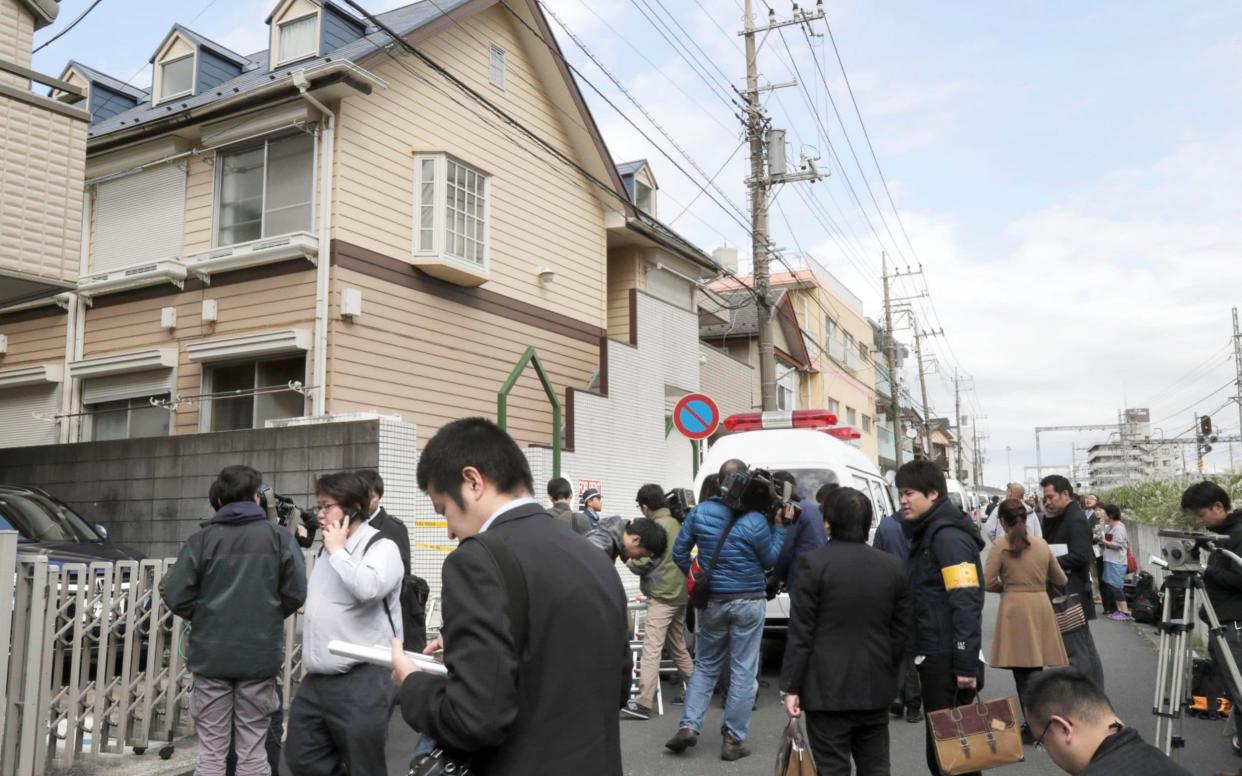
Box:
[822,487,872,542]
[1181,480,1231,512]
[895,459,946,499]
[416,417,534,508]
[547,477,573,501]
[636,483,667,511]
[719,458,747,478]
[698,474,720,504]
[314,470,370,522]
[1023,668,1114,728]
[815,482,840,506]
[1040,474,1073,497]
[626,517,669,557]
[208,479,226,511]
[1102,503,1121,521]
[355,469,384,499]
[214,465,262,506]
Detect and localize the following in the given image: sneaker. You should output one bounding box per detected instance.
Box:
[665,727,699,754]
[906,707,924,724]
[621,701,651,720]
[1108,611,1129,621]
[721,732,751,761]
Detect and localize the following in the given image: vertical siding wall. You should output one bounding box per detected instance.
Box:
[81,268,318,433]
[333,5,608,329]
[327,266,597,449]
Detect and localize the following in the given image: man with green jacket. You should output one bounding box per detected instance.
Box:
[622,484,695,721]
[163,465,307,776]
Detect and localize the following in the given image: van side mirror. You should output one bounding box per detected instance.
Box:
[94,523,109,541]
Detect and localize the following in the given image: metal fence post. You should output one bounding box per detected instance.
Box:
[0,532,16,768]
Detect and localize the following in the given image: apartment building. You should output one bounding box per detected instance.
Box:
[0,0,700,456]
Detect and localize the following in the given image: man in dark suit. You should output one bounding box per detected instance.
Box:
[391,418,630,775]
[781,487,910,776]
[358,469,427,652]
[1041,475,1097,621]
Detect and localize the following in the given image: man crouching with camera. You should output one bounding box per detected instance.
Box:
[665,459,790,761]
[1180,480,1242,756]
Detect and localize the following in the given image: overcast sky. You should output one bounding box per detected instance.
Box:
[33,0,1242,487]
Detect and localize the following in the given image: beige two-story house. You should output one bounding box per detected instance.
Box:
[0,0,678,452]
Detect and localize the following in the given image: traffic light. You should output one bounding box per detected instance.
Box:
[1201,415,1214,437]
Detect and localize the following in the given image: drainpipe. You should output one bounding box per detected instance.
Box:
[60,191,92,443]
[294,70,333,417]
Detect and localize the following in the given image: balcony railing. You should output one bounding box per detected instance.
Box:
[0,58,89,307]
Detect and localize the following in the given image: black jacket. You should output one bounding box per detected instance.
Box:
[1205,510,1242,623]
[1043,501,1097,620]
[162,501,307,679]
[398,502,630,775]
[906,497,986,678]
[780,541,910,711]
[370,507,411,576]
[1080,727,1192,776]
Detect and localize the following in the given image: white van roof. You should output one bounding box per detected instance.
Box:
[697,428,883,492]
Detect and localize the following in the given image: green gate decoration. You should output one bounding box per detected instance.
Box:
[497,346,561,477]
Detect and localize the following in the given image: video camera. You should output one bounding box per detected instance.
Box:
[259,486,317,536]
[1157,529,1231,573]
[665,488,696,522]
[719,468,797,523]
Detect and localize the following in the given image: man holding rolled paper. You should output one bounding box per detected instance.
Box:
[392,417,631,776]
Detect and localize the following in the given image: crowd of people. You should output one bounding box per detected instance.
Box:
[158,416,1242,776]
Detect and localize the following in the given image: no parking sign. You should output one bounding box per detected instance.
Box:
[672,393,720,440]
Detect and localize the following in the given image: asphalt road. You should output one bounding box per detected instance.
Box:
[304,559,1241,776]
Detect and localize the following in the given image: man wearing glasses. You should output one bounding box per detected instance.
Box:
[285,470,405,776]
[1024,668,1190,775]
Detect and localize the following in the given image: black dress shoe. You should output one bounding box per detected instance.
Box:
[906,707,924,724]
[890,701,905,718]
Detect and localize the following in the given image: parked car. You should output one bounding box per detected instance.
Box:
[0,484,144,565]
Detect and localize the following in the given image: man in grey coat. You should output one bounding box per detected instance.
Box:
[547,476,591,534]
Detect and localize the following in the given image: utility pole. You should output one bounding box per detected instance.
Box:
[913,326,943,461]
[954,369,963,481]
[741,0,825,411]
[1233,307,1242,472]
[882,252,904,465]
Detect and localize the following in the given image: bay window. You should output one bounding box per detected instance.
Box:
[413,153,491,283]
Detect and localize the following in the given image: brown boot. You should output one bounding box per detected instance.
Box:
[721,732,751,761]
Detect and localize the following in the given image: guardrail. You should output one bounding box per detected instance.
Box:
[0,531,308,775]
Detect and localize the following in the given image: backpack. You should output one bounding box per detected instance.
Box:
[1192,657,1231,719]
[362,533,430,652]
[1129,571,1158,624]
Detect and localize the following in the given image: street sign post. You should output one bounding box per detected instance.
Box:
[672,393,721,440]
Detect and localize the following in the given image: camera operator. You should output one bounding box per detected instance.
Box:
[1180,480,1242,756]
[665,459,789,762]
[163,466,307,776]
[285,471,404,776]
[771,471,828,606]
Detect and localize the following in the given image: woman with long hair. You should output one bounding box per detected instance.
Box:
[984,498,1070,738]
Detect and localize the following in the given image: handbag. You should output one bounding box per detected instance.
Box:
[1051,593,1087,635]
[927,695,1024,775]
[407,533,528,776]
[687,511,743,609]
[774,718,817,776]
[1126,549,1138,574]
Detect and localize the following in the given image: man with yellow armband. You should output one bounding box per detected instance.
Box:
[896,459,987,776]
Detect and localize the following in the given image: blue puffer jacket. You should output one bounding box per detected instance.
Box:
[673,497,785,600]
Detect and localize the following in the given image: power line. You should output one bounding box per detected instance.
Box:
[627,0,739,112]
[32,0,106,54]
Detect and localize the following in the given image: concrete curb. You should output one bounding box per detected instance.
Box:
[49,739,198,776]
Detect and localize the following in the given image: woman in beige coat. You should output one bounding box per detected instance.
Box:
[985,498,1069,736]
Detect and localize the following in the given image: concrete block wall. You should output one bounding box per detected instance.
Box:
[0,419,386,558]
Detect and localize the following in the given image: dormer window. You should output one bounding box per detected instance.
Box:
[159,54,195,101]
[634,180,653,214]
[277,13,319,65]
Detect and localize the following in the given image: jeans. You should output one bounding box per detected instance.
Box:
[679,598,765,742]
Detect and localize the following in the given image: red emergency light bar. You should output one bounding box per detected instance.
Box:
[822,426,862,441]
[722,409,839,432]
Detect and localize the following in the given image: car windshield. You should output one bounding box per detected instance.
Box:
[0,492,101,543]
[948,492,964,509]
[782,469,841,504]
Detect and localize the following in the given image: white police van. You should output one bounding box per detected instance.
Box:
[693,410,896,636]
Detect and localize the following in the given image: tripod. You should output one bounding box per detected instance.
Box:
[1152,567,1242,758]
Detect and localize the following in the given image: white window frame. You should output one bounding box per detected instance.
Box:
[412,153,492,272]
[489,45,506,89]
[276,12,320,66]
[211,131,317,249]
[159,53,195,103]
[198,354,309,433]
[846,406,857,426]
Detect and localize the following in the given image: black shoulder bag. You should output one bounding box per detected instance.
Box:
[688,511,743,610]
[408,532,529,776]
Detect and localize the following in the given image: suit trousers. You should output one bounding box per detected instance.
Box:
[917,655,984,776]
[284,664,394,776]
[189,676,279,776]
[637,599,694,709]
[804,709,890,776]
[897,652,922,711]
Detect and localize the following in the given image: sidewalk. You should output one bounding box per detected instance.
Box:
[48,738,197,776]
